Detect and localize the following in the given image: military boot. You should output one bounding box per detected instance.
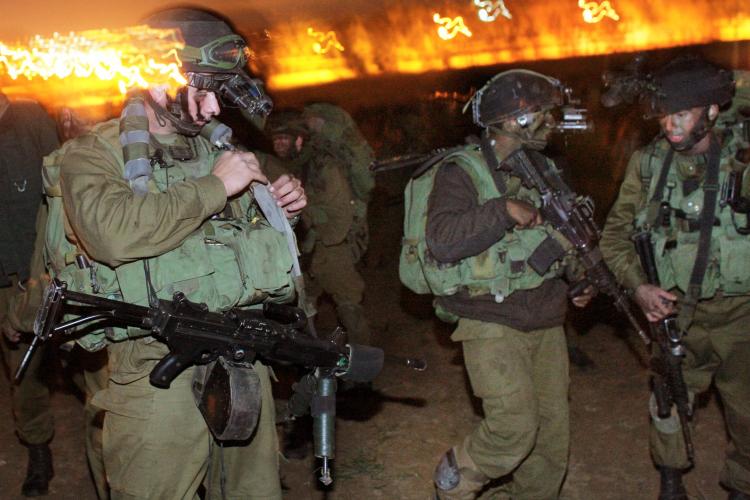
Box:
[22,443,53,497]
[728,489,750,500]
[658,466,687,500]
[337,303,371,346]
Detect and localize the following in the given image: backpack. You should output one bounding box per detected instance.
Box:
[304,104,375,202]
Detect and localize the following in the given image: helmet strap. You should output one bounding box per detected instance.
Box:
[666,107,713,152]
[143,88,203,137]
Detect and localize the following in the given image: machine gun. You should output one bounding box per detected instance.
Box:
[16,278,425,485]
[632,232,694,463]
[502,148,648,343]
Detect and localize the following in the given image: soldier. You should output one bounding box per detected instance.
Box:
[44,8,305,499]
[600,56,750,500]
[269,106,373,347]
[0,90,59,497]
[418,70,593,500]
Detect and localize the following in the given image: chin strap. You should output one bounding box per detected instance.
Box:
[142,88,203,137]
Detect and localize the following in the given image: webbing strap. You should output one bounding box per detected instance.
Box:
[677,136,721,331]
[645,148,675,228]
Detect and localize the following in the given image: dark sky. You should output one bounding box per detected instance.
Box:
[0,0,383,40]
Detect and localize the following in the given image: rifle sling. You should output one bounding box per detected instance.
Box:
[677,136,721,331]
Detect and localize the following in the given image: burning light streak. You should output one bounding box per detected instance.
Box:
[578,0,621,23]
[306,27,345,55]
[0,26,186,107]
[433,13,473,40]
[473,0,512,22]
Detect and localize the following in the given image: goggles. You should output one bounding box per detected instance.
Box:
[181,34,248,71]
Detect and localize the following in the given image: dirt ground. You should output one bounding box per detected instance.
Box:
[0,181,733,500]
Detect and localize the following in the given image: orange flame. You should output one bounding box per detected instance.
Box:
[579,0,620,23]
[307,27,345,55]
[0,26,185,108]
[261,0,750,91]
[433,14,473,40]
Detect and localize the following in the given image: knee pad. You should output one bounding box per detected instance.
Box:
[434,448,461,491]
[649,392,694,435]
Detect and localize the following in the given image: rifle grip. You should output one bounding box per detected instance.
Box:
[149,351,194,389]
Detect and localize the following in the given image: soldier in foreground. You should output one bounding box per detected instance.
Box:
[601,56,750,500]
[43,8,305,498]
[401,70,594,499]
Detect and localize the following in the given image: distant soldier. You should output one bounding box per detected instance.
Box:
[0,90,59,497]
[268,105,373,347]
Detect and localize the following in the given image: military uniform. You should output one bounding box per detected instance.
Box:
[600,133,750,494]
[0,98,58,497]
[53,118,284,499]
[425,143,571,500]
[289,139,371,345]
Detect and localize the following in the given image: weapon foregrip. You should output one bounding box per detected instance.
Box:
[149,351,195,389]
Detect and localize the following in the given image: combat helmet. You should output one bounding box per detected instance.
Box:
[267,109,309,139]
[645,55,734,117]
[466,69,565,128]
[142,8,272,133]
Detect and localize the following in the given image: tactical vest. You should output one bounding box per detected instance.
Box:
[635,135,750,299]
[44,120,294,351]
[400,145,565,304]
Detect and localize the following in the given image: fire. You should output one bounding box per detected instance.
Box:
[261,0,750,91]
[474,0,513,22]
[0,26,185,108]
[433,14,473,40]
[579,0,620,24]
[307,28,345,55]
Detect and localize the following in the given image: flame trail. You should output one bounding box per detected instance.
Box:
[0,26,185,108]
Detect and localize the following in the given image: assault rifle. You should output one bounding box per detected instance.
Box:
[16,278,425,485]
[502,148,649,343]
[632,232,694,463]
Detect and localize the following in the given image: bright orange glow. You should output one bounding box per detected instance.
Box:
[474,0,512,22]
[306,27,345,55]
[262,0,750,91]
[579,0,620,23]
[433,13,473,40]
[0,25,185,108]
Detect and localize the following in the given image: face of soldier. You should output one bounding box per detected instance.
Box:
[658,104,718,153]
[272,133,295,159]
[502,110,556,150]
[185,85,220,127]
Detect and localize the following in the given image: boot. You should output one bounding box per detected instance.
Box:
[658,466,687,500]
[728,489,750,500]
[21,443,53,497]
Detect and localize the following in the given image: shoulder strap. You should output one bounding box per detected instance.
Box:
[677,136,721,331]
[644,146,675,228]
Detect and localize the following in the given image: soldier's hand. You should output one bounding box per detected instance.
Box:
[571,285,595,308]
[2,323,21,343]
[505,199,542,228]
[212,151,268,197]
[634,284,677,322]
[270,174,307,218]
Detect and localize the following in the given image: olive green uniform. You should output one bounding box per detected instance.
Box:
[297,145,371,345]
[425,145,571,500]
[0,98,58,449]
[56,120,281,500]
[600,135,750,494]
